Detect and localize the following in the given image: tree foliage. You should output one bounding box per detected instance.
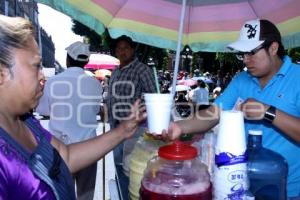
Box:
[287,47,300,63]
[71,20,112,52]
[215,52,240,66]
[135,44,168,70]
[71,20,168,68]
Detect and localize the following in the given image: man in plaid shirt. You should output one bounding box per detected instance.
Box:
[107,35,157,164]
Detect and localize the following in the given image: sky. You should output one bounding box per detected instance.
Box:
[38,3,83,67]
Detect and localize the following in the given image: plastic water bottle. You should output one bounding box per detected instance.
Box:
[247,130,288,200]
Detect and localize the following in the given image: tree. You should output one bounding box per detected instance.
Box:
[71,20,112,52]
[191,53,201,72]
[215,52,243,75]
[287,47,300,63]
[70,20,177,70]
[131,43,168,70]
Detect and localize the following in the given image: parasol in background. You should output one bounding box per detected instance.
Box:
[177,79,197,86]
[94,69,112,81]
[168,85,191,92]
[84,53,120,70]
[192,76,214,84]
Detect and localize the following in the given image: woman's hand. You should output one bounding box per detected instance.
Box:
[118,99,146,139]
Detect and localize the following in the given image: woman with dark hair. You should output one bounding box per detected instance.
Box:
[0,15,145,200]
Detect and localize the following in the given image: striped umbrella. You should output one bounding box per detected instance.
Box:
[38,0,300,96]
[38,0,300,52]
[177,79,197,86]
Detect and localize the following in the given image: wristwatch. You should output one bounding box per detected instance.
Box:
[263,105,276,123]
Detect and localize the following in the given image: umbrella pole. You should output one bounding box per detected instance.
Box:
[102,126,105,200]
[102,105,106,200]
[171,0,187,97]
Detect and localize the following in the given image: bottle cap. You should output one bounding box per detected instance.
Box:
[249,130,262,136]
[158,141,197,160]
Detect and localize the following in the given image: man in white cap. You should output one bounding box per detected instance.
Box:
[36,41,102,200]
[165,19,300,199]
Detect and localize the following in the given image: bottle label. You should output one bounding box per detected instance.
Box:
[213,163,249,200]
[215,152,247,167]
[213,152,249,200]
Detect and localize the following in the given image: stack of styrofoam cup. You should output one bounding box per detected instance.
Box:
[213,110,249,200]
[144,93,173,134]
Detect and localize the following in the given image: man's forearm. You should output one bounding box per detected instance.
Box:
[178,105,220,134]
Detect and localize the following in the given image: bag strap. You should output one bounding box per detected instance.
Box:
[25,115,76,200]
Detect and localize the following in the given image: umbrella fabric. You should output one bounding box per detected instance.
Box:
[192,76,206,81]
[192,76,214,84]
[94,69,112,81]
[84,54,120,70]
[38,0,300,52]
[168,85,190,92]
[204,78,214,84]
[177,79,197,86]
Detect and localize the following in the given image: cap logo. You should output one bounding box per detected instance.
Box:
[244,24,257,39]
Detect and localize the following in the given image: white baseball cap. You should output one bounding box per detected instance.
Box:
[65,41,90,62]
[227,19,282,52]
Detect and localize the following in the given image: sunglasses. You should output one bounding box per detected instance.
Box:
[235,44,267,61]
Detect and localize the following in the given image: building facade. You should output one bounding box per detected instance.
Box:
[40,27,55,68]
[0,0,56,68]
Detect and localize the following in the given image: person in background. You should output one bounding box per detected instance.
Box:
[161,71,172,93]
[192,80,210,110]
[193,69,201,77]
[0,15,145,200]
[106,35,157,165]
[165,19,300,199]
[212,86,222,100]
[183,71,189,80]
[36,41,101,199]
[174,91,191,118]
[102,75,110,102]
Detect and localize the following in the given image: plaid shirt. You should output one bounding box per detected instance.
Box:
[107,58,156,127]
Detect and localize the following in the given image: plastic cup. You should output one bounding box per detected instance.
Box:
[144,93,173,134]
[215,110,246,155]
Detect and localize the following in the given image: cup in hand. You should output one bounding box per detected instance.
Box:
[144,93,173,135]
